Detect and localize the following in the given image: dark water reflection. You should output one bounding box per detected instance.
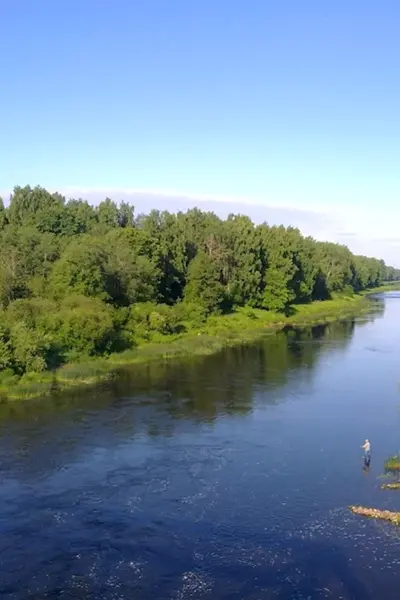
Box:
[2,297,400,599]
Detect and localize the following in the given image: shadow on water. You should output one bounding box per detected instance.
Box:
[362,460,371,476]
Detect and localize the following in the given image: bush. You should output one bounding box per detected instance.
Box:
[55,295,119,361]
[0,368,19,386]
[6,297,57,330]
[9,322,49,374]
[126,302,186,341]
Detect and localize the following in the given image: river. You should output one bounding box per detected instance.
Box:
[1,293,400,599]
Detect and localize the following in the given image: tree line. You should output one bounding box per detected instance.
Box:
[0,185,398,379]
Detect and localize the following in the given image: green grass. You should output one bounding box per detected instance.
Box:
[360,282,400,294]
[286,295,372,325]
[0,290,381,401]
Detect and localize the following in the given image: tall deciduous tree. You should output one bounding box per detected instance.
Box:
[0,183,398,377]
[184,251,225,314]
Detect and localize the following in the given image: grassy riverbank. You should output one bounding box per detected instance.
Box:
[0,290,385,402]
[361,282,400,294]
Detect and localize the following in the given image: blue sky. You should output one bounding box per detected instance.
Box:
[1,1,400,264]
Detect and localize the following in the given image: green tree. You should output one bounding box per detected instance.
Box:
[9,322,48,373]
[97,198,119,229]
[117,201,135,228]
[0,182,396,380]
[184,251,225,314]
[219,215,262,307]
[313,242,353,294]
[0,198,7,230]
[50,237,110,300]
[259,225,296,312]
[0,324,12,370]
[60,199,97,235]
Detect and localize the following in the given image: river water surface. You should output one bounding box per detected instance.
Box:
[1,293,400,599]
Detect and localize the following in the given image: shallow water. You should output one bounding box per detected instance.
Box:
[1,294,400,599]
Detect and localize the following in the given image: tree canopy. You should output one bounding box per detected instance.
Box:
[0,185,398,378]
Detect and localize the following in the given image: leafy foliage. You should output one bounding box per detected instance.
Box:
[0,184,398,378]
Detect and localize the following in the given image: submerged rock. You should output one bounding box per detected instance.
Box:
[349,505,400,525]
[381,482,400,490]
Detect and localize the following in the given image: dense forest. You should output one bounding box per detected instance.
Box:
[0,185,398,379]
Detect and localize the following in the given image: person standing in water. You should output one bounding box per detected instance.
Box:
[361,439,371,462]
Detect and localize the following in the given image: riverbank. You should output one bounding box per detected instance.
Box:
[360,282,400,294]
[0,289,388,402]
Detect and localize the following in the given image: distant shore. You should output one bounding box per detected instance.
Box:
[0,285,396,403]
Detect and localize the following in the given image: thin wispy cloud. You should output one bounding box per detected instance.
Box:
[59,188,400,266]
[59,187,343,237]
[1,186,399,266]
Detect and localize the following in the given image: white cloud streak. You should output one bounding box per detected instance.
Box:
[61,188,398,265]
[2,187,399,266]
